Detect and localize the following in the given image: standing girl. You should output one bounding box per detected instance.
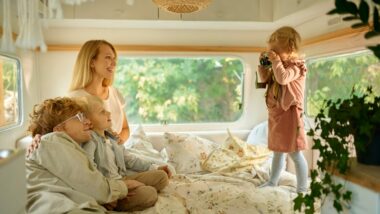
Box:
[257,26,308,193]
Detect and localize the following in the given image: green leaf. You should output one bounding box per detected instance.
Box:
[359,0,370,23]
[342,15,359,21]
[373,0,380,5]
[293,194,304,211]
[333,0,358,15]
[364,31,380,39]
[367,45,380,58]
[343,191,352,201]
[351,22,368,28]
[373,7,380,32]
[333,199,343,212]
[327,8,339,15]
[344,1,359,15]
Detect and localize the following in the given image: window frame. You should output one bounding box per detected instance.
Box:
[0,52,23,132]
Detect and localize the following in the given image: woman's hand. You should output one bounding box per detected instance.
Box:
[26,134,41,157]
[158,165,172,178]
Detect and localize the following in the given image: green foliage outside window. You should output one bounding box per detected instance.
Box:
[114,57,244,124]
[0,55,21,129]
[306,51,380,116]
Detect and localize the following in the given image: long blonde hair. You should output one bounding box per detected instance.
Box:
[74,95,104,116]
[268,26,301,56]
[267,26,302,100]
[69,40,117,91]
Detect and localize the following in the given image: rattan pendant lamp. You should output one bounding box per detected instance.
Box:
[152,0,212,13]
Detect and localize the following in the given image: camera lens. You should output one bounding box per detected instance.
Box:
[260,56,271,67]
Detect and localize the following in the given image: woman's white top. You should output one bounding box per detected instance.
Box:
[68,86,126,133]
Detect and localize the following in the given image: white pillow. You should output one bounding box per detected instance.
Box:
[246,121,268,146]
[164,132,218,174]
[126,125,169,164]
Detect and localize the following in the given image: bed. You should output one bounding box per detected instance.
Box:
[17,122,319,213]
[119,125,310,214]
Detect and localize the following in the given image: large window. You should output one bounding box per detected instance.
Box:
[306,50,380,116]
[115,57,244,124]
[0,53,22,131]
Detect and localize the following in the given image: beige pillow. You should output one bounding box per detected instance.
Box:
[202,129,271,174]
[164,132,218,174]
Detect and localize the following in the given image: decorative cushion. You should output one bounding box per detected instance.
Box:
[164,132,218,174]
[202,129,271,174]
[125,126,174,173]
[246,121,268,146]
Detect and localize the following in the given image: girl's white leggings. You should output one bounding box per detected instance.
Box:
[263,151,308,192]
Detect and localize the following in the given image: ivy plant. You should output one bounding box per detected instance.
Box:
[294,87,380,213]
[294,1,380,213]
[327,0,380,57]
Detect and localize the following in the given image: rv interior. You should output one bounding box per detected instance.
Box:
[0,0,379,213]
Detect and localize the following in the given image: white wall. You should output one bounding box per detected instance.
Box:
[273,0,327,21]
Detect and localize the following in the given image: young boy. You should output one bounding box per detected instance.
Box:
[76,95,171,211]
[26,97,130,214]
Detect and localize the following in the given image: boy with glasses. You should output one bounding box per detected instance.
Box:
[26,97,130,214]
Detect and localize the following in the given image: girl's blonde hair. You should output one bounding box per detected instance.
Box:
[28,97,83,136]
[74,95,104,116]
[268,26,301,54]
[69,40,117,91]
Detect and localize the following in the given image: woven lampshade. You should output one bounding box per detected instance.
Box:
[152,0,212,13]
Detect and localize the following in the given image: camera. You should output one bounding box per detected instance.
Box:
[260,53,272,67]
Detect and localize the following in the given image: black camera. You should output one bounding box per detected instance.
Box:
[260,53,272,67]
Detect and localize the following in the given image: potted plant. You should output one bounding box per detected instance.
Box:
[294,0,380,213]
[294,87,380,213]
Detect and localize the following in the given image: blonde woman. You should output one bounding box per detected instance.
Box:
[69,40,129,144]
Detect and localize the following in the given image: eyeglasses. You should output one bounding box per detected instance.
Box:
[54,112,86,129]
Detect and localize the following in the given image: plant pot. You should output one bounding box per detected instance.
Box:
[356,129,380,166]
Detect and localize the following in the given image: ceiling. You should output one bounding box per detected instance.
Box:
[2,0,351,47]
[59,0,324,22]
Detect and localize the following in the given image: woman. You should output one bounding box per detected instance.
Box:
[68,40,129,144]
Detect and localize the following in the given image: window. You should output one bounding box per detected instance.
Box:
[0,53,23,131]
[306,50,380,116]
[115,57,244,124]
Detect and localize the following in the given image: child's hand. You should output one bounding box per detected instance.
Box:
[267,50,279,61]
[27,134,41,157]
[125,179,145,190]
[103,200,118,211]
[259,52,266,60]
[158,165,172,178]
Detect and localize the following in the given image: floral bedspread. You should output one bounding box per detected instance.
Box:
[123,171,299,214]
[123,129,304,214]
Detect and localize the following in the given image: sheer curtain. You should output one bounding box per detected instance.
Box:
[1,0,15,53]
[1,0,95,53]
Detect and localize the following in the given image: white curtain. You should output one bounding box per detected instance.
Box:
[62,0,94,5]
[3,0,96,53]
[1,0,16,53]
[15,0,47,52]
